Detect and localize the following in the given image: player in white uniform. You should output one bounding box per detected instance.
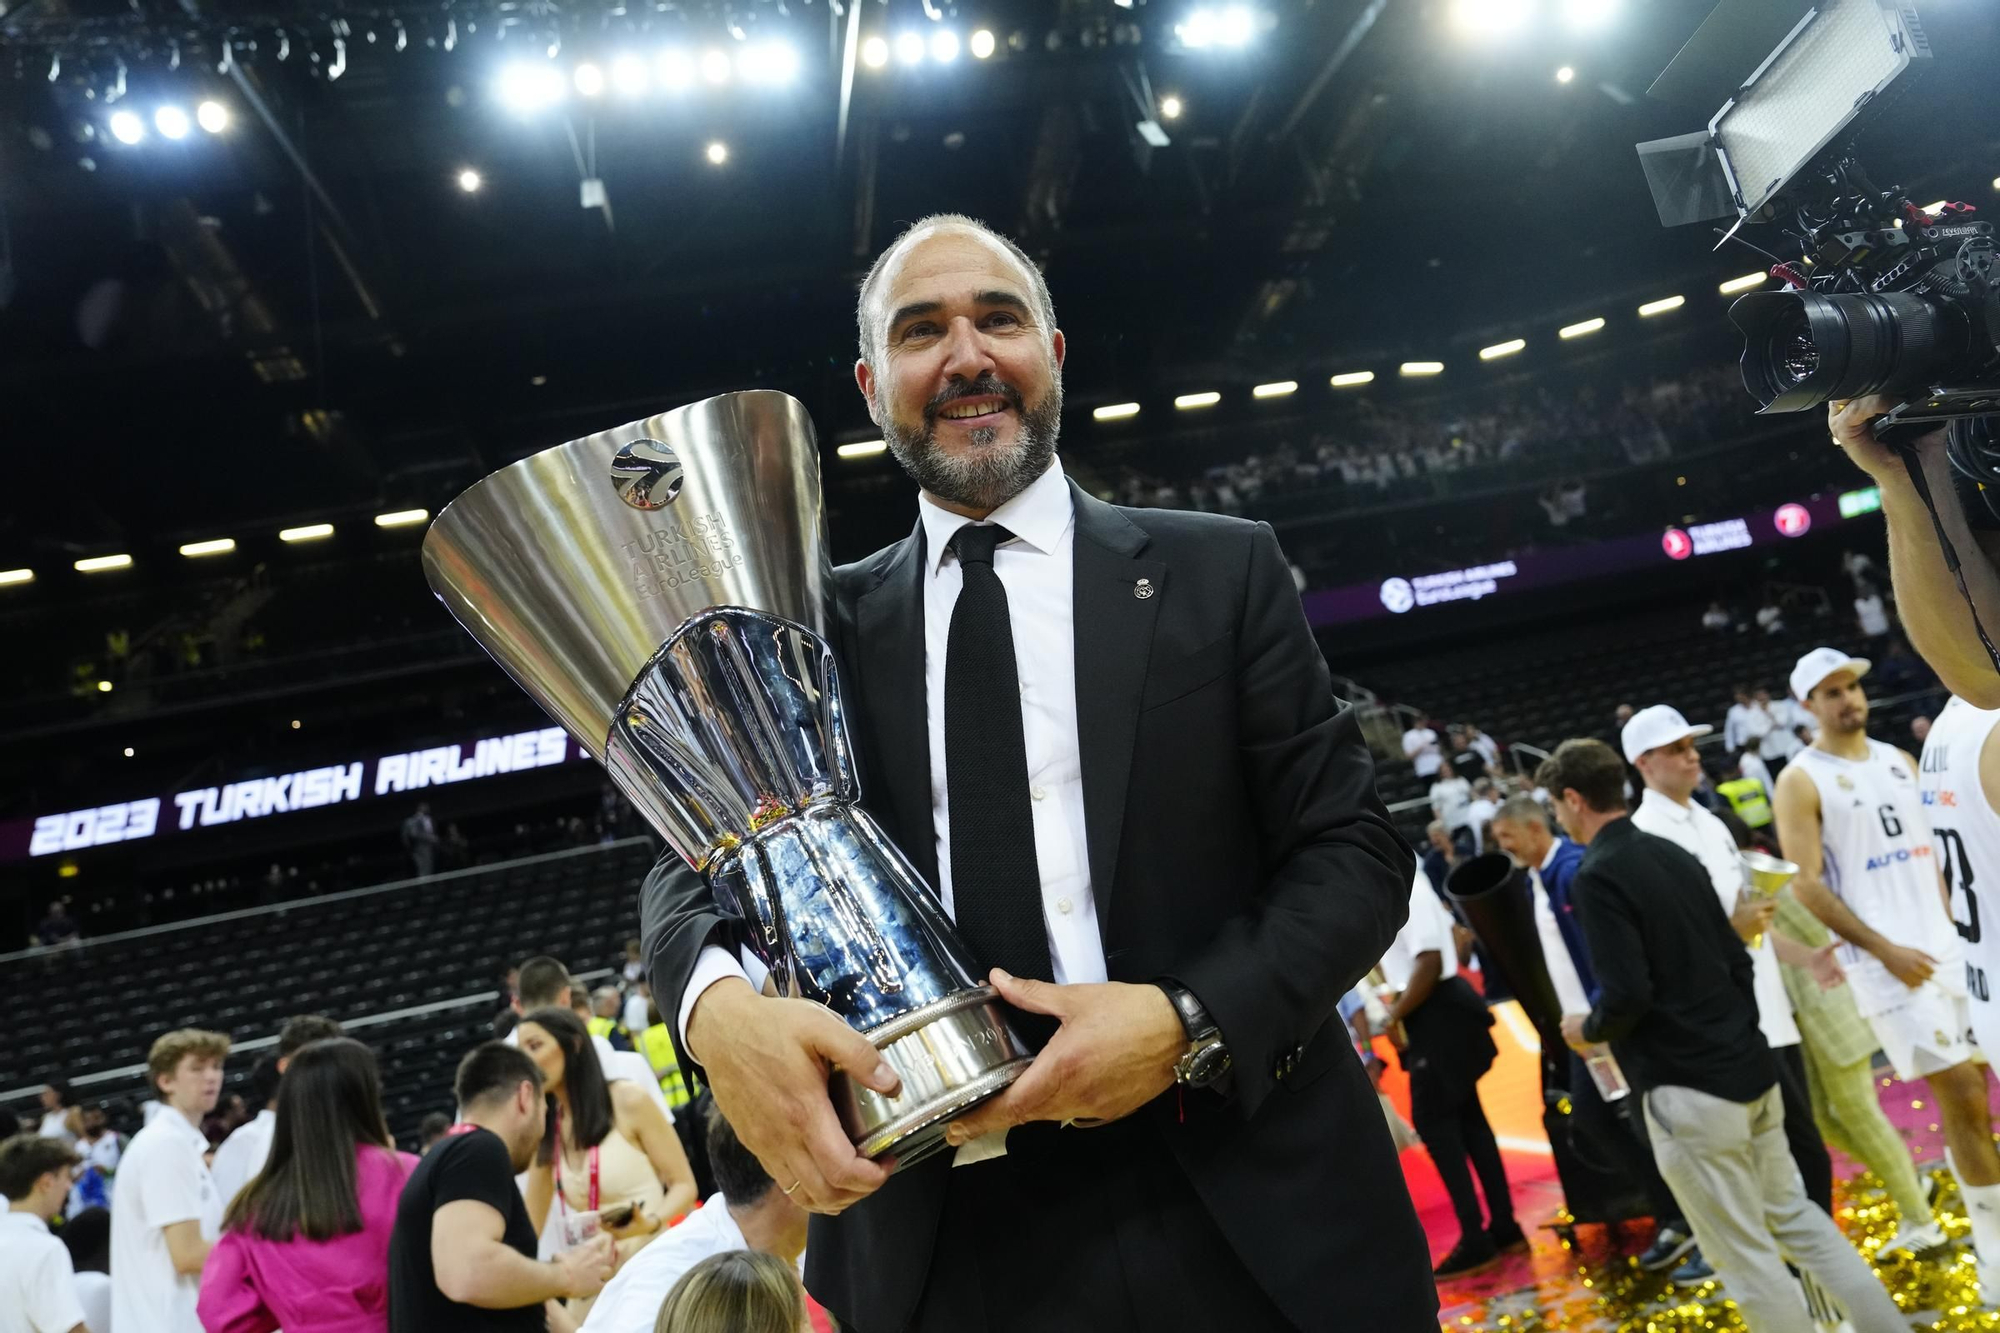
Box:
[1776,647,2000,1281]
[1923,696,2000,1051]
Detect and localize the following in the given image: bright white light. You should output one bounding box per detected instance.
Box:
[457,168,483,193]
[700,50,732,84]
[1555,65,1575,84]
[98,681,114,693]
[124,747,135,757]
[706,141,729,165]
[0,568,34,586]
[656,49,696,90]
[1718,271,1766,294]
[373,509,429,528]
[1330,371,1374,387]
[1252,380,1298,399]
[497,62,566,113]
[1177,5,1256,48]
[155,105,191,139]
[574,62,606,97]
[1093,402,1142,421]
[739,41,801,84]
[930,30,960,62]
[1479,339,1526,361]
[862,36,890,68]
[75,554,134,573]
[1450,0,1532,35]
[1637,294,1685,317]
[1160,94,1184,119]
[196,100,229,133]
[1175,391,1221,409]
[1921,200,1947,214]
[837,440,888,459]
[611,54,649,95]
[178,538,236,557]
[894,32,926,65]
[1561,0,1618,29]
[1558,316,1605,339]
[109,110,145,144]
[278,523,335,542]
[970,29,996,59]
[1399,361,1444,377]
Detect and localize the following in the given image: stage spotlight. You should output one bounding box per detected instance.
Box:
[1252,380,1297,398]
[1330,371,1374,387]
[124,747,135,757]
[894,32,926,65]
[738,41,801,83]
[457,167,483,193]
[1175,391,1221,409]
[1399,361,1444,377]
[497,62,565,112]
[178,538,236,557]
[1479,338,1526,360]
[700,49,732,84]
[837,440,888,459]
[656,49,696,90]
[1555,65,1575,84]
[279,523,334,542]
[1718,271,1767,295]
[196,100,229,133]
[574,62,606,96]
[611,53,649,95]
[930,30,960,62]
[75,554,133,572]
[970,29,996,59]
[0,568,36,586]
[1561,0,1619,29]
[1449,0,1531,35]
[374,509,429,528]
[1558,317,1605,339]
[1637,294,1684,317]
[155,106,191,140]
[1160,94,1183,119]
[98,680,114,693]
[862,36,891,68]
[109,110,145,144]
[1093,402,1141,421]
[1177,5,1255,49]
[706,141,729,165]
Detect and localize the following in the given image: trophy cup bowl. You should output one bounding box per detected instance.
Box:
[420,389,1032,1169]
[1739,850,1800,949]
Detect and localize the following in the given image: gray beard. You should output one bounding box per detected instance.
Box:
[880,383,1063,513]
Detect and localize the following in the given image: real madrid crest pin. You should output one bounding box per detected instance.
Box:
[1133,578,1155,600]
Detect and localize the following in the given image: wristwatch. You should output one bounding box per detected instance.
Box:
[1157,981,1231,1089]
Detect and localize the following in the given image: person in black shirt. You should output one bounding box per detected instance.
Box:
[389,1042,613,1333]
[1537,739,1903,1333]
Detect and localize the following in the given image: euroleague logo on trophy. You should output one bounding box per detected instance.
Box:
[610,438,686,510]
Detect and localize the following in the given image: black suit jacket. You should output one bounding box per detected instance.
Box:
[641,480,1435,1331]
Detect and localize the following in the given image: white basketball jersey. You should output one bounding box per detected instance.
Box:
[1793,739,1960,1016]
[1921,698,2000,1020]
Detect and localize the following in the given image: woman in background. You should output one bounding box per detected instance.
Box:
[197,1037,418,1333]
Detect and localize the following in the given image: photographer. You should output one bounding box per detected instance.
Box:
[1830,399,2000,707]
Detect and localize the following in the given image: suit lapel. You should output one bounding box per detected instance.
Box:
[1069,482,1164,932]
[851,521,941,892]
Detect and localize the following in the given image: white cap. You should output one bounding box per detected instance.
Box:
[1790,646,1872,701]
[1621,704,1714,764]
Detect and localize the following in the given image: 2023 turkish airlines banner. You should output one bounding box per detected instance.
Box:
[3,725,585,863]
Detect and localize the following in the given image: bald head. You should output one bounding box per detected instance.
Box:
[855,214,1056,373]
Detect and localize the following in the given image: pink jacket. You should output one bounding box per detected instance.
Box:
[198,1145,419,1333]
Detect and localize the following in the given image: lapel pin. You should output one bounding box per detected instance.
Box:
[1133,578,1155,601]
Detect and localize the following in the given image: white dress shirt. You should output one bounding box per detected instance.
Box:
[208,1106,275,1209]
[1630,789,1800,1047]
[0,1211,86,1333]
[110,1109,221,1333]
[579,1193,803,1333]
[1530,842,1593,1018]
[1379,870,1459,992]
[679,459,1107,1037]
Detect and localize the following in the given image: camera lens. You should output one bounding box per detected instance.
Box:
[1729,289,1970,413]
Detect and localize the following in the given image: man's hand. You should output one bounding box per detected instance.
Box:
[554,1235,614,1300]
[1805,942,1846,991]
[1559,1014,1592,1054]
[1730,896,1778,944]
[684,978,899,1216]
[1829,396,1948,479]
[1877,942,1939,989]
[941,970,1185,1146]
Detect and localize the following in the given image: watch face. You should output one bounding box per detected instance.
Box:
[1185,1042,1230,1085]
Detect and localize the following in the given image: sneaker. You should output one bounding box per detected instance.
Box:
[1878,1219,1950,1259]
[1670,1247,1716,1286]
[1639,1226,1697,1273]
[1487,1220,1530,1254]
[1434,1238,1501,1279]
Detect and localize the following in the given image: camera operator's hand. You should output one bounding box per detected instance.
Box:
[683,977,899,1216]
[1828,395,1949,477]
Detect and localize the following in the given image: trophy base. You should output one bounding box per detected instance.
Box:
[831,987,1034,1169]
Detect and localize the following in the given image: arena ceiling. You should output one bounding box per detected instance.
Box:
[1,0,1996,558]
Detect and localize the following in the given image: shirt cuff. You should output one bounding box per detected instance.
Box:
[678,947,751,1064]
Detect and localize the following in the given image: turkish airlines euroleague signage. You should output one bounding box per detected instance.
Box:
[4,725,585,862]
[1304,495,1843,628]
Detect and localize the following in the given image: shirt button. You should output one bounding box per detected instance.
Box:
[1055,897,1072,915]
[1030,786,1046,801]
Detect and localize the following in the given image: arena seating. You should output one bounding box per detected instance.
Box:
[0,837,660,1146]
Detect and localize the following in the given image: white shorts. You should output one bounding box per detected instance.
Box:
[1866,981,1976,1082]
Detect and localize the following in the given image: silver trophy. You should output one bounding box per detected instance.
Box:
[421,389,1031,1167]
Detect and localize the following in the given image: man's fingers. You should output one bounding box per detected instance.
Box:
[805,1011,902,1097]
[989,968,1063,1017]
[797,1100,890,1212]
[943,1085,1024,1146]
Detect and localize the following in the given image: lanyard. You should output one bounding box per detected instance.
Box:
[550,1105,600,1214]
[444,1122,482,1138]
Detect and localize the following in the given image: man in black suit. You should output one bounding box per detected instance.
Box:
[640,213,1433,1333]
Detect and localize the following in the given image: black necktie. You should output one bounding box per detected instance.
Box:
[944,524,1056,1042]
